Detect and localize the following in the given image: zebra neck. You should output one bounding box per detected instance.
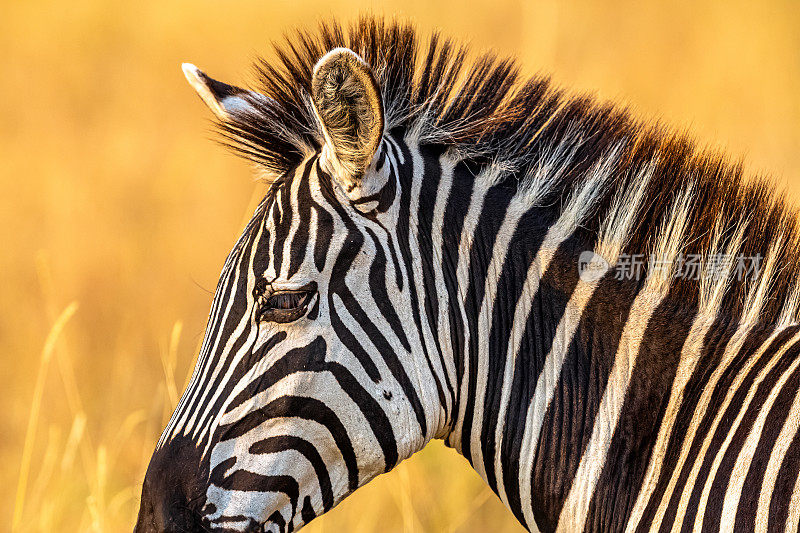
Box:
[435,210,794,532]
[415,153,696,530]
[439,219,703,531]
[397,131,800,531]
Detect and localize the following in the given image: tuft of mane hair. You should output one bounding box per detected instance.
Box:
[217,15,800,327]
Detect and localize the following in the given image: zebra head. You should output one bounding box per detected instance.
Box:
[136,49,446,532]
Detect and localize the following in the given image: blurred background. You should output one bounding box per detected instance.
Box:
[3,1,800,531]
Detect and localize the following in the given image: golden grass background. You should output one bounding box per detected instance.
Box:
[3,1,800,531]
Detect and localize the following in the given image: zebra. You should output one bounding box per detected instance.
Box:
[135,17,800,533]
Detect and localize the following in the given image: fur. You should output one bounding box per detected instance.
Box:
[217,15,800,327]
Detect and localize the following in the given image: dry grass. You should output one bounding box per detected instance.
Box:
[4,1,799,531]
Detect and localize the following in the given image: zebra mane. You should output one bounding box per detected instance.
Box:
[219,15,800,325]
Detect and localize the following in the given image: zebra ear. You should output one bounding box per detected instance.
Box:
[311,48,385,189]
[181,63,264,120]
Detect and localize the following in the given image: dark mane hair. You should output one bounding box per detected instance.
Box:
[219,15,800,325]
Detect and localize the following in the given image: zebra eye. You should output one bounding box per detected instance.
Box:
[255,286,316,323]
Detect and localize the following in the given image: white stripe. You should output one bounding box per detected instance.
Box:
[502,177,608,529]
[556,289,667,532]
[721,344,800,531]
[406,139,450,439]
[622,313,715,532]
[280,169,304,279]
[448,163,505,449]
[756,362,800,532]
[470,196,531,478]
[429,150,458,410]
[786,458,800,533]
[691,333,800,531]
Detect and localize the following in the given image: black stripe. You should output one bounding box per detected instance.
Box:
[636,315,751,531]
[249,435,334,511]
[734,336,800,530]
[584,285,698,533]
[301,496,316,525]
[287,161,314,278]
[271,183,293,276]
[380,140,405,290]
[657,324,787,531]
[350,147,396,214]
[459,183,514,462]
[324,360,399,470]
[364,227,411,352]
[412,147,456,409]
[497,234,586,528]
[217,394,360,491]
[440,159,476,428]
[327,301,382,382]
[480,209,551,494]
[529,241,639,531]
[210,457,299,523]
[697,338,800,532]
[391,138,446,425]
[768,423,800,531]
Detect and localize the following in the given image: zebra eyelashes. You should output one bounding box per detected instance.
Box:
[253,281,318,324]
[255,290,312,323]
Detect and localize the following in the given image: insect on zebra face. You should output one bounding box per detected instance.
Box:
[136,48,437,533]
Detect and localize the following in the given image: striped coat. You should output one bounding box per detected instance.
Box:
[136,17,800,533]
